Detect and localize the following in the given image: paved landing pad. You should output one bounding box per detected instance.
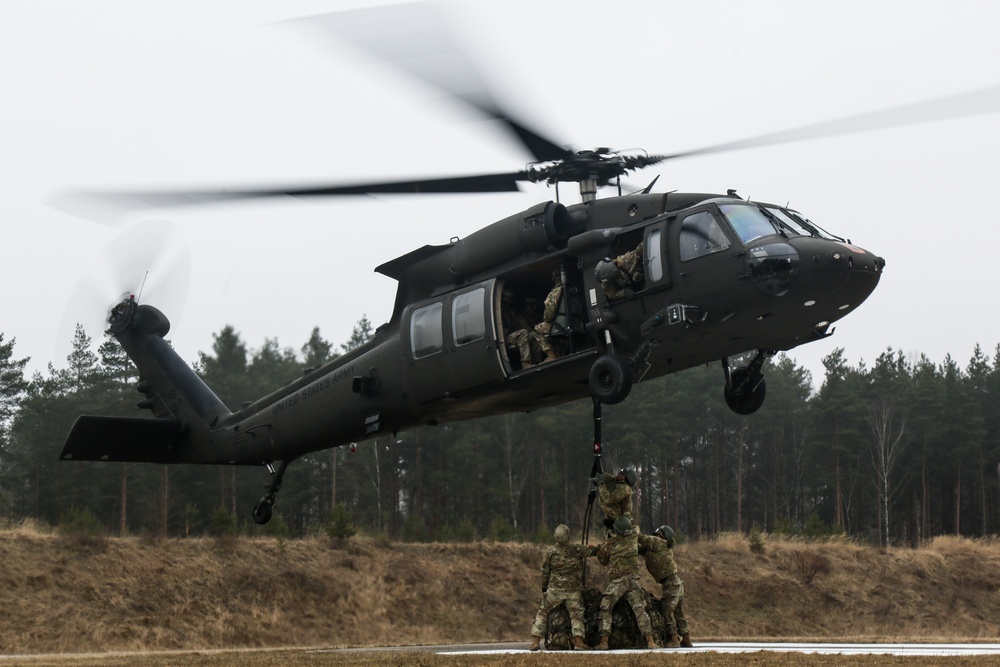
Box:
[440,642,1000,656]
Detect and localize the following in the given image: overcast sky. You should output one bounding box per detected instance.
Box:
[2,0,999,393]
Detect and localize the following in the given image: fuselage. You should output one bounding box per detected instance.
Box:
[223,192,883,463]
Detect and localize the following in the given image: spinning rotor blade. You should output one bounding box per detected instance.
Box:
[293,3,572,163]
[659,84,1000,161]
[50,171,529,221]
[57,220,190,360]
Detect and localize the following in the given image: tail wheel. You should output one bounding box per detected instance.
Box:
[724,368,767,415]
[589,354,633,405]
[252,496,274,525]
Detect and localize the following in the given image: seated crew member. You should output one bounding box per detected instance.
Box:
[503,288,545,368]
[598,241,645,300]
[532,270,564,363]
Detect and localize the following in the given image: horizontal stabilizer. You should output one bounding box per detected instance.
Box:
[60,415,185,464]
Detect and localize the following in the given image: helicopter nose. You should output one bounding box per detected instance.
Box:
[794,238,884,322]
[746,241,801,297]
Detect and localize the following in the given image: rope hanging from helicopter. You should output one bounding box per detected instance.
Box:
[581,396,604,586]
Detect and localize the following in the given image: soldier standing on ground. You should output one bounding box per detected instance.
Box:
[645,525,692,647]
[529,524,598,651]
[595,516,657,650]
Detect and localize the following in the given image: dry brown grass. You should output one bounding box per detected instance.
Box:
[10,651,1000,667]
[3,527,1000,658]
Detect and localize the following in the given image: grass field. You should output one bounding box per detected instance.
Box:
[3,521,1000,664]
[10,649,1000,667]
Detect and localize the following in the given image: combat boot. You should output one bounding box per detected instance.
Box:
[680,633,693,648]
[665,633,680,648]
[572,636,590,651]
[541,352,558,364]
[645,634,657,649]
[595,636,610,650]
[529,636,542,651]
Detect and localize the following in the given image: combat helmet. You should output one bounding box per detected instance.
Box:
[595,258,618,281]
[612,516,632,536]
[622,468,638,487]
[554,524,570,544]
[654,525,675,541]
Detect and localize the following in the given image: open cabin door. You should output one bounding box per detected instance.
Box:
[402,280,506,405]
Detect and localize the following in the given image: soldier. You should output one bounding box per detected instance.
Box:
[649,525,692,647]
[529,524,598,651]
[598,242,645,300]
[595,516,656,650]
[532,270,563,364]
[594,468,638,533]
[502,288,543,368]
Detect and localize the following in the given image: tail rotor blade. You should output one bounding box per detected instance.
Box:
[56,219,190,363]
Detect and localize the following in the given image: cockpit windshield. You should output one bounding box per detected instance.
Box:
[719,204,781,245]
[786,209,843,241]
[765,207,813,236]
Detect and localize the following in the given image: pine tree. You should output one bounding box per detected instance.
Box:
[0,333,29,426]
[62,324,99,392]
[342,315,374,353]
[301,327,337,369]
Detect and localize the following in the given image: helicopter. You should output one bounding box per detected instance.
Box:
[55,4,901,524]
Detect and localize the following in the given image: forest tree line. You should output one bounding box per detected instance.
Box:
[1,321,999,546]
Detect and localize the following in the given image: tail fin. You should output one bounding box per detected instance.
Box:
[60,297,233,464]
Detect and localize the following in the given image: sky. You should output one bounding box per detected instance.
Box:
[2,0,1000,392]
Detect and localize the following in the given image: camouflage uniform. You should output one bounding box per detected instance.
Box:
[596,472,635,530]
[532,282,562,360]
[601,242,645,300]
[504,310,537,366]
[596,526,653,638]
[502,291,546,367]
[530,541,598,639]
[639,534,688,639]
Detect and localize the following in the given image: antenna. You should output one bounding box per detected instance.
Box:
[136,270,149,304]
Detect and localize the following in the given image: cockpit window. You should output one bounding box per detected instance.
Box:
[765,207,812,236]
[719,204,780,245]
[787,209,844,241]
[680,210,730,261]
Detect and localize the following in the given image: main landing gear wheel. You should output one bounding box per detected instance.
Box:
[589,354,633,405]
[724,368,767,415]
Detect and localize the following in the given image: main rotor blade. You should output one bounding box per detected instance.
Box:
[50,171,528,221]
[660,84,1000,161]
[293,3,573,163]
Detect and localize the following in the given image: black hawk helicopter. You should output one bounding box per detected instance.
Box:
[56,5,905,524]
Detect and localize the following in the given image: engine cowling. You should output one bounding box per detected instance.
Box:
[450,201,584,279]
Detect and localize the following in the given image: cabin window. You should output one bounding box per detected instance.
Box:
[680,210,730,261]
[452,288,486,346]
[410,302,444,359]
[647,229,664,282]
